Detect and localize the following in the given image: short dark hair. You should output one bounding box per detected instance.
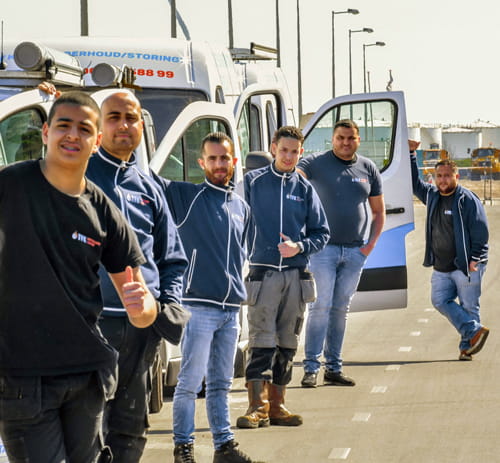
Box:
[334,119,359,135]
[272,126,304,145]
[200,132,234,156]
[435,159,458,174]
[47,91,101,128]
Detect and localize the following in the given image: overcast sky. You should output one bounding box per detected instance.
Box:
[2,0,500,125]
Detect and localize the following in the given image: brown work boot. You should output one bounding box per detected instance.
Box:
[268,383,303,426]
[236,381,270,429]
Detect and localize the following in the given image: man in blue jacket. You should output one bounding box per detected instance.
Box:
[409,140,489,360]
[236,126,329,430]
[160,132,263,463]
[86,91,189,463]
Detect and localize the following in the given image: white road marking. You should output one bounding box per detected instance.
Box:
[410,331,421,336]
[328,448,351,459]
[371,386,388,393]
[352,412,371,422]
[385,364,400,371]
[418,318,429,323]
[399,346,412,352]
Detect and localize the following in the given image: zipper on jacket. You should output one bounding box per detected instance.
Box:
[222,190,232,307]
[278,175,285,271]
[186,249,197,292]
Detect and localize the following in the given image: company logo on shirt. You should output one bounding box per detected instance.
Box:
[444,210,452,215]
[72,231,102,247]
[286,193,304,202]
[352,178,368,183]
[126,193,150,206]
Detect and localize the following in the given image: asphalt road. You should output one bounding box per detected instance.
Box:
[142,202,500,463]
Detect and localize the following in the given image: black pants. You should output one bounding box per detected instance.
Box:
[0,372,107,463]
[100,317,161,463]
[245,346,297,385]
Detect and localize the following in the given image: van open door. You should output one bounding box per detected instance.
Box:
[234,83,295,165]
[0,89,53,167]
[302,91,414,311]
[150,101,243,186]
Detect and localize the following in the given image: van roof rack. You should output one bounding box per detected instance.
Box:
[230,42,277,61]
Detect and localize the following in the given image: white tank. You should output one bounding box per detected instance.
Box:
[408,127,421,141]
[421,127,443,149]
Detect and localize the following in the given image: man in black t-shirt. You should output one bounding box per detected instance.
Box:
[409,139,489,361]
[0,92,157,463]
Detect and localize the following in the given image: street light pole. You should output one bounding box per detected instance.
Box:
[349,27,373,94]
[228,0,234,49]
[363,42,385,93]
[276,0,281,67]
[297,0,302,120]
[171,0,177,38]
[332,9,359,98]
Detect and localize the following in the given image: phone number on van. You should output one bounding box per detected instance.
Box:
[83,68,175,78]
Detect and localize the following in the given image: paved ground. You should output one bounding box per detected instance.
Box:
[142,202,500,463]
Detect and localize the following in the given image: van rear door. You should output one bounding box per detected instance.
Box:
[302,91,414,310]
[149,101,242,186]
[0,89,53,166]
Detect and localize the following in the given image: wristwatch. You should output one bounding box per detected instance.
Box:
[297,241,305,253]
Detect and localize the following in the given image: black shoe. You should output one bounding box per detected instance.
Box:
[324,370,356,386]
[174,442,196,463]
[301,372,318,388]
[213,440,265,463]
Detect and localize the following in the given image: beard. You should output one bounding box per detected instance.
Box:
[438,184,456,195]
[205,166,234,185]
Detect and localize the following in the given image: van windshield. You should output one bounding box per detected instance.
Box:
[137,89,208,143]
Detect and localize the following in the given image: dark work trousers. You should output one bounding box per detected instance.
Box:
[246,346,297,386]
[0,372,108,463]
[99,316,161,463]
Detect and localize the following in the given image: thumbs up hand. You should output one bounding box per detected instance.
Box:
[121,266,149,321]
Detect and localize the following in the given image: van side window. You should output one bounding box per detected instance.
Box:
[302,99,397,172]
[158,117,230,184]
[0,109,45,167]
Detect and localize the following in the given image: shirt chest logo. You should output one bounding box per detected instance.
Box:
[72,231,102,247]
[126,193,150,206]
[351,177,368,183]
[286,193,304,202]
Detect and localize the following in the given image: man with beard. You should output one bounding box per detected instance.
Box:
[159,132,264,463]
[409,139,489,361]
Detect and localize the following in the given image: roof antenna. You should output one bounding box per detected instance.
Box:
[0,21,6,70]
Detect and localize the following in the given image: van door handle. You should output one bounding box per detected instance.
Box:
[386,207,405,214]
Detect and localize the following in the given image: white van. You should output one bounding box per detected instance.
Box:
[0,39,414,407]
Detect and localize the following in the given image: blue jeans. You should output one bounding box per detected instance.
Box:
[431,265,486,351]
[173,304,239,450]
[303,244,367,374]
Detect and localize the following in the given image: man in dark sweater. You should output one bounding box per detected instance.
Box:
[237,126,329,430]
[409,139,489,360]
